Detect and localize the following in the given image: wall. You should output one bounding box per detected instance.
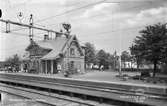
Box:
[63,41,85,73]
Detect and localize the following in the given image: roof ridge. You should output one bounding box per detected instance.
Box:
[60,35,73,52]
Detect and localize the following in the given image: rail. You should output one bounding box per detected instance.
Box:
[0,73,166,106]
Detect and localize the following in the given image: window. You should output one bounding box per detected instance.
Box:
[70,48,75,56]
[70,61,74,69]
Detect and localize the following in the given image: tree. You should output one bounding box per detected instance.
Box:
[113,51,119,70]
[62,23,72,38]
[5,54,20,72]
[84,42,96,68]
[130,44,144,71]
[6,54,20,65]
[107,53,115,69]
[131,23,167,77]
[96,49,109,69]
[121,51,131,69]
[62,23,71,34]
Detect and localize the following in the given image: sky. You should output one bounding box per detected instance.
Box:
[0,0,167,61]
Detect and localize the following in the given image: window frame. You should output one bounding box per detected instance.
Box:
[70,48,75,56]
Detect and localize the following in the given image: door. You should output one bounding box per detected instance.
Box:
[53,60,58,74]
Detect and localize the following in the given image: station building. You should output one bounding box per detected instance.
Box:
[21,34,85,74]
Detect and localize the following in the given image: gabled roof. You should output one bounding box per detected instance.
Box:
[26,35,84,60]
[38,36,70,60]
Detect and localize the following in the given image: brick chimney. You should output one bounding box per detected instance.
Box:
[56,29,63,38]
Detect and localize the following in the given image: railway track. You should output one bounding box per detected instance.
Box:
[0,83,104,106]
[0,73,166,106]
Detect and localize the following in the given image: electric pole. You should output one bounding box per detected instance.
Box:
[0,18,67,42]
[29,14,33,41]
[119,54,122,76]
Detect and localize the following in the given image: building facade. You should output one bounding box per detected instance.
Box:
[22,35,85,74]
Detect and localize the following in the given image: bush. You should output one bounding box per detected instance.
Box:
[141,71,150,78]
[122,74,129,77]
[64,71,70,77]
[115,68,160,72]
[28,68,37,73]
[131,75,140,80]
[69,68,78,74]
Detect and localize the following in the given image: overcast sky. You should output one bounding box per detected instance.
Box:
[0,0,167,61]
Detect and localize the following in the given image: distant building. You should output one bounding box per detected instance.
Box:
[121,61,137,68]
[21,34,85,74]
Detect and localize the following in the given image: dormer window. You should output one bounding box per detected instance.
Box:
[70,48,75,56]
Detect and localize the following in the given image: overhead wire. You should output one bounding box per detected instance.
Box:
[0,24,47,39]
[1,1,106,34]
[45,0,152,28]
[85,25,147,38]
[1,0,153,37]
[0,43,28,51]
[35,0,106,23]
[0,0,161,53]
[36,0,154,24]
[0,31,43,39]
[38,0,153,37]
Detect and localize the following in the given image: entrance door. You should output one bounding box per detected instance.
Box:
[47,60,51,74]
[42,61,45,73]
[53,60,58,74]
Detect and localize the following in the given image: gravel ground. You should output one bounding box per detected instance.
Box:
[71,70,167,86]
[1,70,167,86]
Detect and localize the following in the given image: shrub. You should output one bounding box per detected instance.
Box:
[28,68,37,74]
[140,71,150,79]
[132,75,140,80]
[115,68,161,72]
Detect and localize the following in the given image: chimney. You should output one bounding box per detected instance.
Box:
[65,33,69,38]
[44,34,49,40]
[56,33,62,38]
[56,29,63,38]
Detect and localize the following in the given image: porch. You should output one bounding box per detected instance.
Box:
[41,60,60,74]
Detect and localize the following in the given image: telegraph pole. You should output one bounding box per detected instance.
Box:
[29,14,33,41]
[119,54,122,76]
